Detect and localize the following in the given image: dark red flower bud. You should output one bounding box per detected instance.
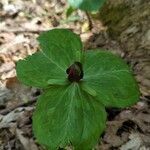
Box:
[66,62,83,82]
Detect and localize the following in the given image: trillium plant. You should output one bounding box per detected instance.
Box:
[16,29,139,150]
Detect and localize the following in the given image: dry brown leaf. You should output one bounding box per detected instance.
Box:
[16,129,38,150]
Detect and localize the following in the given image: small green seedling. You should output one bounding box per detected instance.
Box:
[16,29,139,150]
[66,0,106,30]
[67,0,106,12]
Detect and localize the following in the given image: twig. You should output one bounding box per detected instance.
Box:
[85,11,93,30]
[0,27,74,34]
[0,29,50,34]
[0,96,38,115]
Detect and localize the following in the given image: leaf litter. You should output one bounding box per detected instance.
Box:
[0,0,150,149]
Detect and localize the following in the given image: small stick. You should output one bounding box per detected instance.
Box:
[0,29,50,34]
[85,11,93,30]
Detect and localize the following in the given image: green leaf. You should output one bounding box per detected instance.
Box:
[66,6,76,18]
[33,83,106,150]
[83,50,140,108]
[16,51,66,88]
[68,0,106,12]
[38,29,83,70]
[16,29,83,88]
[47,79,68,85]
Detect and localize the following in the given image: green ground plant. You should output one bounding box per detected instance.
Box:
[66,0,107,30]
[16,29,139,150]
[67,0,106,12]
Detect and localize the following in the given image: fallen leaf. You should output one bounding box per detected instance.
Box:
[16,129,38,150]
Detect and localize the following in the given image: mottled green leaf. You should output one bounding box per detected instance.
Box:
[16,29,83,88]
[38,29,83,70]
[83,50,140,108]
[16,51,67,88]
[33,83,106,150]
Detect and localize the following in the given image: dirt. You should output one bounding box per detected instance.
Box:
[0,0,150,150]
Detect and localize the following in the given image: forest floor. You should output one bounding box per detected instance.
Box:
[0,0,150,150]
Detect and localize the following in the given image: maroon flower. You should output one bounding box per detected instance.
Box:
[66,62,83,82]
